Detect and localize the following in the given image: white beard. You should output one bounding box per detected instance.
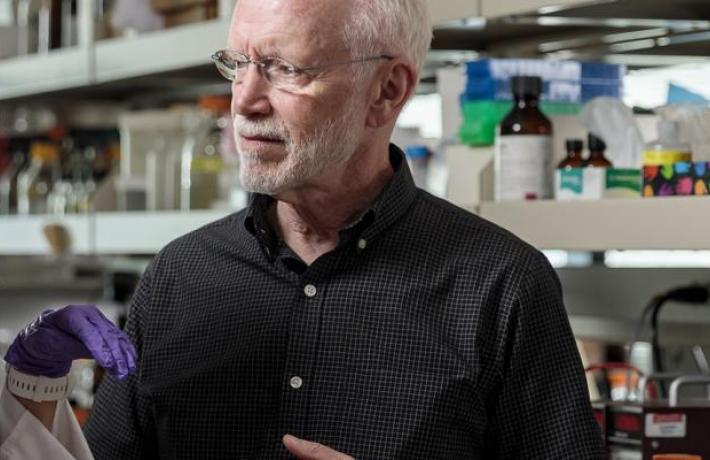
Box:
[234,96,364,196]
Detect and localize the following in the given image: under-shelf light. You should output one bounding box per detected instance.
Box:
[543,250,593,268]
[605,251,710,268]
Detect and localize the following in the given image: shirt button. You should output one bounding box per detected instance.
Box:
[357,238,367,250]
[290,376,303,389]
[304,284,317,298]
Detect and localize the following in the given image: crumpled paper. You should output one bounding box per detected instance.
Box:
[657,104,710,161]
[579,97,644,168]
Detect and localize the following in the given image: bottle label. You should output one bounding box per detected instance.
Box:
[495,135,553,200]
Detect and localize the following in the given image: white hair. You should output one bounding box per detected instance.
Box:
[343,0,432,78]
[233,0,432,76]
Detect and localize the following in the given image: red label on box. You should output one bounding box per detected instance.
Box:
[653,413,684,423]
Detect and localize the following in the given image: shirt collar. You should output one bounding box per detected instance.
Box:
[243,143,418,255]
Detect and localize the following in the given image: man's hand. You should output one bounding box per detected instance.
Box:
[4,305,137,380]
[283,434,354,460]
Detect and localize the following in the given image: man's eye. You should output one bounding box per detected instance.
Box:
[266,60,300,77]
[234,60,250,70]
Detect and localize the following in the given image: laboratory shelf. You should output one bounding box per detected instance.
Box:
[0,210,234,255]
[0,47,91,100]
[94,19,229,83]
[0,19,230,102]
[478,196,710,251]
[0,0,480,102]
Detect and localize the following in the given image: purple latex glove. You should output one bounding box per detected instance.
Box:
[4,305,137,380]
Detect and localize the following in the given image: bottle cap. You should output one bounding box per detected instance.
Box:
[565,139,583,152]
[405,145,430,159]
[588,133,606,151]
[511,76,543,97]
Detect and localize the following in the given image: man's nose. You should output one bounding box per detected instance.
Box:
[232,63,272,117]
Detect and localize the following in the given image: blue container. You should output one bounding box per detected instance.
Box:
[405,145,430,159]
[463,78,583,103]
[581,62,624,81]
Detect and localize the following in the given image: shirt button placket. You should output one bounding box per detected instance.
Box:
[281,281,319,436]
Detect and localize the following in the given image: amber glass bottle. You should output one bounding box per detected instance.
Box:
[585,134,613,168]
[495,76,554,200]
[558,139,585,169]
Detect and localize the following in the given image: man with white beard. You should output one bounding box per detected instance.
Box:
[0,0,604,458]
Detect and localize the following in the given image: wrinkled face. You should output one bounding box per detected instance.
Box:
[229,0,369,195]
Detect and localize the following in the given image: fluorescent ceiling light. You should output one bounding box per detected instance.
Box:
[539,36,599,53]
[537,0,618,16]
[438,17,486,30]
[602,28,669,44]
[605,54,710,67]
[512,16,710,30]
[609,38,657,52]
[537,5,567,15]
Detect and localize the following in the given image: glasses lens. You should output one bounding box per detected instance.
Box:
[211,51,314,91]
[212,51,251,82]
[212,52,235,81]
[265,58,310,92]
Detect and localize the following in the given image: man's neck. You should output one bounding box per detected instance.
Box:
[272,148,394,265]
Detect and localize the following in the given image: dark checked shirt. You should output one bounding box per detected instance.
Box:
[83,145,604,459]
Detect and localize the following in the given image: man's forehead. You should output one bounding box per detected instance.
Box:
[228,0,352,54]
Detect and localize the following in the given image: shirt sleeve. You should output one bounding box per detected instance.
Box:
[0,367,94,460]
[485,252,605,459]
[82,261,160,459]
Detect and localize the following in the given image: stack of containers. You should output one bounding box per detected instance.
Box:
[641,120,709,197]
[459,58,624,146]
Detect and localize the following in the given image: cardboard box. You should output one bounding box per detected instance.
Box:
[556,168,642,200]
[643,162,710,197]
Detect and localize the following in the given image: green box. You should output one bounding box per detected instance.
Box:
[555,168,641,200]
[459,100,581,146]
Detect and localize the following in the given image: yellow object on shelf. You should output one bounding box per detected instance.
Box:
[642,149,692,167]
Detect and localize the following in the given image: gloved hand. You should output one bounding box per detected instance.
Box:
[4,305,137,380]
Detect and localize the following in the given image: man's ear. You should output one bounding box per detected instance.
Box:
[365,60,418,128]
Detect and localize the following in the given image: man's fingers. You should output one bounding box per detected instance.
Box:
[57,306,121,373]
[119,336,137,369]
[86,310,131,379]
[116,337,137,380]
[282,434,354,460]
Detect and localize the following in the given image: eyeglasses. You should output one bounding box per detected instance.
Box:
[211,49,393,92]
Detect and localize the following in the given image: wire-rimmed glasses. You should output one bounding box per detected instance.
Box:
[211,49,393,92]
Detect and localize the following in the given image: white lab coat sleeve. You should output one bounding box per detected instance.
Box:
[0,366,94,460]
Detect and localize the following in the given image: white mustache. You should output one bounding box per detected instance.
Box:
[234,117,291,143]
